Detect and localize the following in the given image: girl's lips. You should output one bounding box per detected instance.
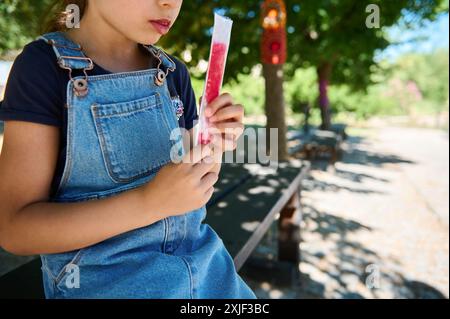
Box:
[149,19,172,35]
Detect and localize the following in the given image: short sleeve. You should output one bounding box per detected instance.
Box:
[172,58,198,130]
[0,40,64,127]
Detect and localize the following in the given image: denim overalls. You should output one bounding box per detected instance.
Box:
[37,31,256,299]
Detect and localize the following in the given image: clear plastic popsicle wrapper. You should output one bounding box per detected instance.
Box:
[195,13,233,146]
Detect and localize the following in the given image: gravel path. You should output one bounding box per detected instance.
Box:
[243,127,449,299]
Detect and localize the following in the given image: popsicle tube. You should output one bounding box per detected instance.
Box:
[195,13,233,146]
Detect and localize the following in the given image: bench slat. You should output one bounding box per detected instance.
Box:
[204,160,310,271]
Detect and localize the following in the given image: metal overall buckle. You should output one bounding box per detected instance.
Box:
[57,56,94,98]
[149,47,176,86]
[46,38,94,97]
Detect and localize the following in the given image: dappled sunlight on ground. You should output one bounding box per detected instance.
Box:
[241,127,449,299]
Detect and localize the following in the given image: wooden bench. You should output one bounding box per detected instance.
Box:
[328,123,348,141]
[287,105,347,164]
[206,160,310,272]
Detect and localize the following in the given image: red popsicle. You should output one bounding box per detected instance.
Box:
[198,42,228,145]
[204,43,227,104]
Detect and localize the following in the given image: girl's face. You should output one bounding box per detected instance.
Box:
[90,0,183,44]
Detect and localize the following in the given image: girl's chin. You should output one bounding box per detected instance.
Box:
[138,32,162,46]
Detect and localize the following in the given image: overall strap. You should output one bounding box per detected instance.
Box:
[37,31,94,71]
[142,44,177,73]
[38,31,94,97]
[37,31,177,95]
[37,31,176,73]
[141,44,177,86]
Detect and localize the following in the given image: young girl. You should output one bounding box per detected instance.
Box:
[0,0,256,299]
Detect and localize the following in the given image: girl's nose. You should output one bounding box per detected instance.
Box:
[158,0,182,8]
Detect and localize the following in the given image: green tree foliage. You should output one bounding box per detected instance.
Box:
[2,0,446,80]
[1,0,447,124]
[0,0,54,56]
[237,49,449,120]
[394,49,449,106]
[162,0,447,128]
[161,1,444,79]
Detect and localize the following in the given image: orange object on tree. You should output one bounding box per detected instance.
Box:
[261,0,287,65]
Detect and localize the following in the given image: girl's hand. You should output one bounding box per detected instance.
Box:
[203,93,245,152]
[141,143,218,218]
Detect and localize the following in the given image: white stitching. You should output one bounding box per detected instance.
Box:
[180,256,194,299]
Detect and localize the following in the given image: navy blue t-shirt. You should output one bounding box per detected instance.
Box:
[0,39,198,197]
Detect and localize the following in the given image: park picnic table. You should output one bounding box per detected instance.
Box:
[329,123,348,140]
[288,124,346,164]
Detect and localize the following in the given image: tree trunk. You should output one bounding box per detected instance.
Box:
[317,63,333,130]
[263,63,288,161]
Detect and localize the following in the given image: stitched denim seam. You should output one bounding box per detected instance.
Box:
[160,103,177,146]
[162,218,169,253]
[52,249,84,286]
[53,176,152,202]
[93,102,161,119]
[173,215,187,253]
[180,256,194,299]
[92,93,161,118]
[53,86,75,198]
[71,69,158,82]
[90,96,169,183]
[41,260,57,282]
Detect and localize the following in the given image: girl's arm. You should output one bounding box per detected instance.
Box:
[0,121,216,256]
[0,121,158,256]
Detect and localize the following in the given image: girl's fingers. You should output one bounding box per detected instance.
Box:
[209,133,224,150]
[209,122,244,137]
[222,135,237,151]
[201,172,219,185]
[204,186,215,201]
[205,93,233,117]
[209,133,238,152]
[192,159,216,179]
[184,143,212,165]
[200,172,219,191]
[209,105,244,123]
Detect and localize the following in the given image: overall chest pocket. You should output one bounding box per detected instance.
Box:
[91,93,175,183]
